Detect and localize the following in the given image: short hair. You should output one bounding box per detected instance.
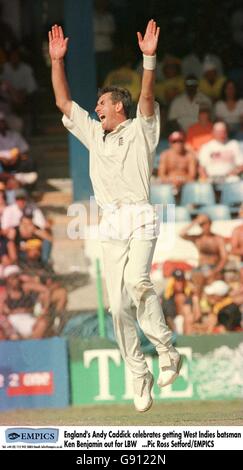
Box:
[98,86,132,119]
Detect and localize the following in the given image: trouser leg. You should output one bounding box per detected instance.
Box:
[124,237,176,367]
[101,239,148,378]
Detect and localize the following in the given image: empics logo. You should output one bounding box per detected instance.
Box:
[5,428,59,443]
[8,432,20,440]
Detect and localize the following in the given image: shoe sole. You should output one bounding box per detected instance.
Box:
[135,376,154,413]
[157,355,183,388]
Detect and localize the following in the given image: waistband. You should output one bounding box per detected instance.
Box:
[101,200,150,212]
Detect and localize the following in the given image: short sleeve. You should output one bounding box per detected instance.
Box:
[136,101,160,152]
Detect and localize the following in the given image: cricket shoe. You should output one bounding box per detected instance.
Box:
[157,352,183,388]
[133,371,154,412]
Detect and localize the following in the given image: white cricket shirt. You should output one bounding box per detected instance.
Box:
[62,101,160,208]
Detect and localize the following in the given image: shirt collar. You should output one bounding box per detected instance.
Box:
[112,118,132,133]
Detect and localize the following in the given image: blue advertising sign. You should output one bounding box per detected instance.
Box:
[0,338,69,410]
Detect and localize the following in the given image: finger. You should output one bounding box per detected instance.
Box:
[151,20,156,35]
[155,26,160,40]
[59,26,64,40]
[48,31,52,42]
[137,31,142,43]
[53,24,58,38]
[148,19,154,32]
[64,37,69,47]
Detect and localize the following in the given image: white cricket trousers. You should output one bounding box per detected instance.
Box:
[101,235,176,379]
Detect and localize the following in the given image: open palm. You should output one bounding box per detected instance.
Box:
[49,25,68,60]
[137,19,160,55]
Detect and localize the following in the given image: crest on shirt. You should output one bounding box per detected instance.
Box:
[118,137,124,146]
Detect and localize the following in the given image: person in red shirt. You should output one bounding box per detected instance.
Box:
[186,105,213,154]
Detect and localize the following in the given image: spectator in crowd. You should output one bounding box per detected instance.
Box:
[11,215,52,265]
[1,47,38,134]
[180,214,228,294]
[201,53,224,77]
[155,55,184,106]
[0,112,37,186]
[186,105,213,153]
[2,265,50,339]
[1,188,47,231]
[161,269,201,335]
[16,271,68,334]
[181,49,202,79]
[158,130,197,195]
[199,61,226,102]
[1,188,52,264]
[203,280,240,333]
[217,303,242,332]
[198,121,243,183]
[167,74,211,131]
[103,46,141,113]
[214,80,243,137]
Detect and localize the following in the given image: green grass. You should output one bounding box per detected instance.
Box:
[1,400,243,426]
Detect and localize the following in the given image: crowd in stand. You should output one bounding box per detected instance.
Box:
[94,0,243,337]
[0,7,68,341]
[159,215,243,336]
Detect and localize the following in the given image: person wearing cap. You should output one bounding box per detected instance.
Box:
[158,130,197,195]
[161,269,200,334]
[9,214,52,267]
[180,214,228,294]
[1,189,47,231]
[167,74,211,131]
[203,280,239,333]
[199,62,226,102]
[0,111,37,185]
[198,121,243,183]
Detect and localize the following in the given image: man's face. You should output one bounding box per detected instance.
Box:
[213,123,227,142]
[95,92,120,131]
[16,198,26,210]
[200,218,211,234]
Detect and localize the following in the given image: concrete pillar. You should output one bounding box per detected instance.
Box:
[64,0,96,201]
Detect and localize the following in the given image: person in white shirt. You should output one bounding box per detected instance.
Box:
[168,75,211,131]
[214,80,243,136]
[198,121,243,182]
[49,21,181,412]
[1,188,47,231]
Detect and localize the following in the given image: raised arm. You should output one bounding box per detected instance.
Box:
[137,19,160,117]
[49,25,72,117]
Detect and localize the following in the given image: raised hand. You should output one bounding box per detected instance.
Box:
[137,19,160,56]
[49,25,68,60]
